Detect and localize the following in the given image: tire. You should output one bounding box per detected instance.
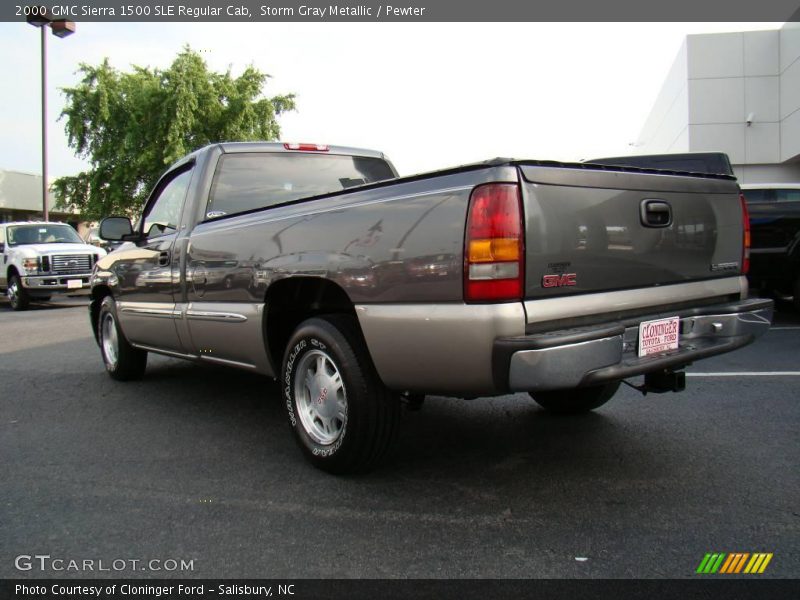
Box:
[98,296,147,381]
[7,273,30,311]
[282,315,400,474]
[530,381,621,415]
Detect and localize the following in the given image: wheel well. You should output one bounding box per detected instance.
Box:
[7,266,18,281]
[264,277,359,375]
[90,285,113,343]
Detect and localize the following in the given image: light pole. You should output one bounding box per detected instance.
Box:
[27,16,76,222]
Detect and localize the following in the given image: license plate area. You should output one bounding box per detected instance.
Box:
[67,279,83,289]
[638,316,680,357]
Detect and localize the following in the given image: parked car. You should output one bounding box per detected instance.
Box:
[0,221,105,310]
[90,143,772,473]
[740,183,800,309]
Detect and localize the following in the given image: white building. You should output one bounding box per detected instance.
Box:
[635,22,800,183]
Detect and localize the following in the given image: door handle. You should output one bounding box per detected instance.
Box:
[640,199,672,228]
[158,251,171,266]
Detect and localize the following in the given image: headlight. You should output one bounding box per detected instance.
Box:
[22,258,39,273]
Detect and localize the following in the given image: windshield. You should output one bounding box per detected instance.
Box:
[7,224,84,246]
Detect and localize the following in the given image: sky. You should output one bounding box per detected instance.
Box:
[0,21,783,179]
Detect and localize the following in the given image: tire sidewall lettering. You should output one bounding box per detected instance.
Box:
[284,339,306,426]
[311,418,346,457]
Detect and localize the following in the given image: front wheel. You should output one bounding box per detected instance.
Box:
[282,315,400,474]
[98,296,147,381]
[7,274,30,311]
[530,381,620,415]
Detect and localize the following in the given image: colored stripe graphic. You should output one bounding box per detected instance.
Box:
[759,554,773,573]
[711,553,726,573]
[698,553,727,574]
[698,552,773,574]
[731,552,750,573]
[719,554,735,573]
[744,553,774,574]
[720,553,749,573]
[696,554,713,573]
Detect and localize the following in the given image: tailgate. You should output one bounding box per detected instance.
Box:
[518,165,743,300]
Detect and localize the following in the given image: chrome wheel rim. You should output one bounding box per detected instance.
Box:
[101,313,119,367]
[294,349,347,445]
[8,280,18,307]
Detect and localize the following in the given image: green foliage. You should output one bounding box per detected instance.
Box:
[53,47,295,220]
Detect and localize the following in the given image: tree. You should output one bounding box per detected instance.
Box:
[53,47,295,220]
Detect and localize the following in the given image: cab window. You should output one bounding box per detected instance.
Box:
[206,153,395,219]
[142,168,193,238]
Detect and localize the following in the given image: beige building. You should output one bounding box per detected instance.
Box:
[0,169,90,236]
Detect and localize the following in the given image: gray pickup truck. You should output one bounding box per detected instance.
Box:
[91,142,773,473]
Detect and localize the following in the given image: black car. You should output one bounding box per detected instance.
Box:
[741,184,800,309]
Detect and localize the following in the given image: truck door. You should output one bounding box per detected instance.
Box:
[114,166,194,353]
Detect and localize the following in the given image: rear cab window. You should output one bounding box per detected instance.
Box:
[205,152,396,220]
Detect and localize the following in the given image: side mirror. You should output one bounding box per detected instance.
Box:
[99,216,134,241]
[0,242,5,253]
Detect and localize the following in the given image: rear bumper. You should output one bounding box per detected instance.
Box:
[494,298,773,392]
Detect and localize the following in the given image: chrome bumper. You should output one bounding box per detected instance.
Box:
[23,273,92,292]
[497,298,773,392]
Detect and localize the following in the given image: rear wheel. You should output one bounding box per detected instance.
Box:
[98,296,147,381]
[7,274,30,311]
[530,381,620,415]
[282,315,400,474]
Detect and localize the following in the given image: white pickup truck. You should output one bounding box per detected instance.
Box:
[1,221,105,310]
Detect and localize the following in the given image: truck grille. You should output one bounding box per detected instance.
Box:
[51,254,92,274]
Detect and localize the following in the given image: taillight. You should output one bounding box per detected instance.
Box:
[283,143,329,152]
[740,192,750,275]
[464,183,524,302]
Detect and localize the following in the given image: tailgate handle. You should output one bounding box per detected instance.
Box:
[640,199,672,228]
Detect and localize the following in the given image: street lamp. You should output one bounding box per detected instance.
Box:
[26,15,76,222]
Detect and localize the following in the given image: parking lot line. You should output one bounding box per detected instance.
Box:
[686,371,800,377]
[769,326,800,330]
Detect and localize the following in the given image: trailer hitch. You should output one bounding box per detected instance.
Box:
[623,369,687,396]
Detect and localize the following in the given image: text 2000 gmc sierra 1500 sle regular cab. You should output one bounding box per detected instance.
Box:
[90,142,773,473]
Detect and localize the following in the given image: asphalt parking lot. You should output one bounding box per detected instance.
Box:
[1,296,798,579]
